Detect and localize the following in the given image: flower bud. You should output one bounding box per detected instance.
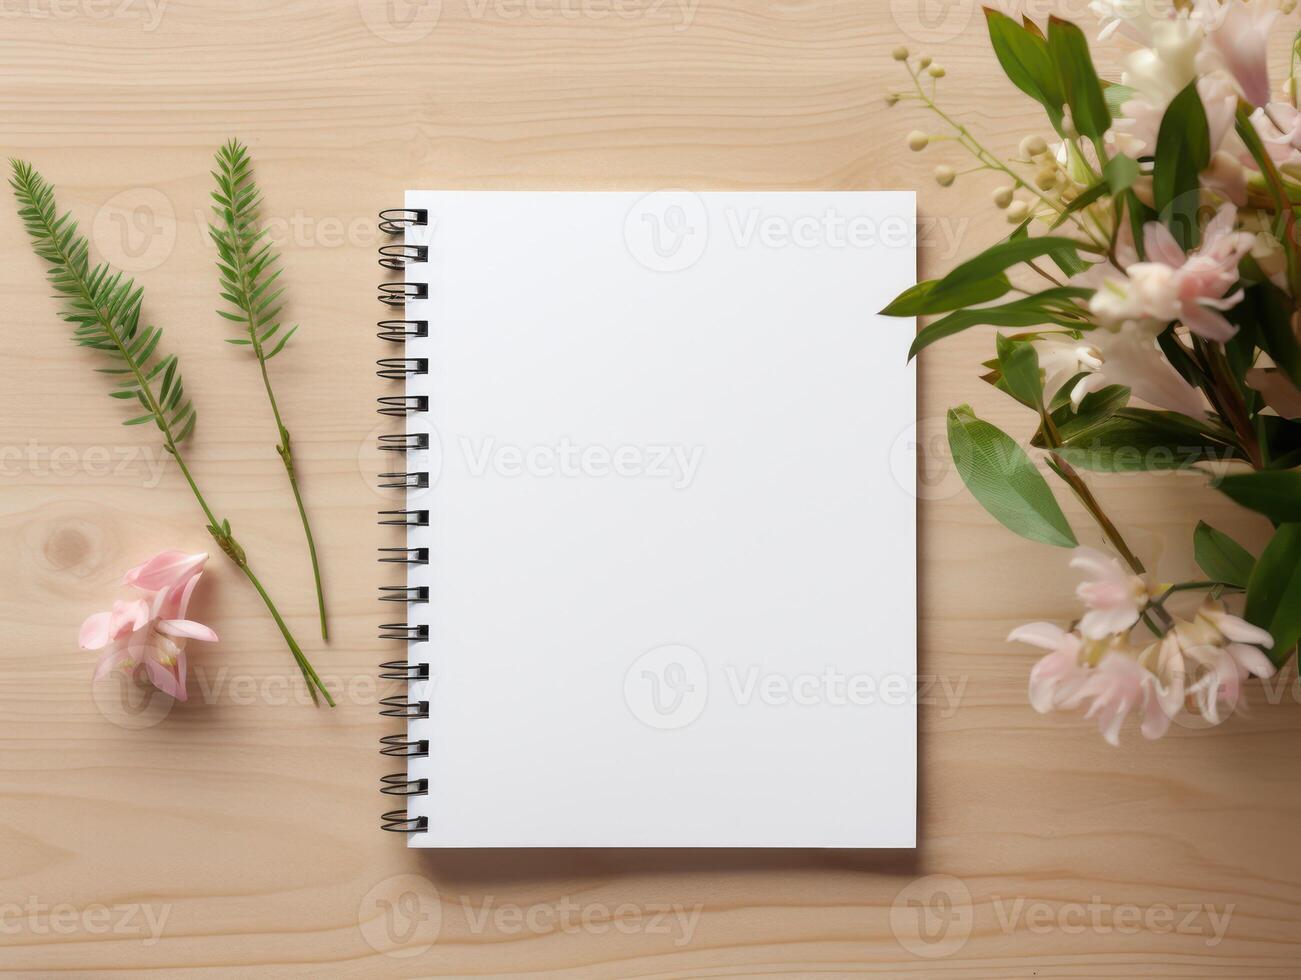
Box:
[907,130,929,151]
[992,186,1014,209]
[918,55,932,69]
[885,91,900,107]
[1061,110,1078,139]
[892,45,909,61]
[1019,135,1048,158]
[1034,168,1057,191]
[934,165,956,187]
[1006,200,1030,223]
[927,64,946,78]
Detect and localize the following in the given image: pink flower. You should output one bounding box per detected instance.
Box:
[1085,323,1209,418]
[1071,547,1150,639]
[1073,652,1175,745]
[1204,0,1279,107]
[1249,102,1301,168]
[1176,601,1276,724]
[78,598,150,650]
[1010,622,1089,712]
[1090,205,1255,343]
[123,549,207,592]
[83,550,218,702]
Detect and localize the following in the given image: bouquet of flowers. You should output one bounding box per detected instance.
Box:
[886,1,1300,743]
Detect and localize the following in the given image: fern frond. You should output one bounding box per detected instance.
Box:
[10,160,196,444]
[209,139,297,358]
[207,140,327,640]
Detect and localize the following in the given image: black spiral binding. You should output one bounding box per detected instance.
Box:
[378,207,431,835]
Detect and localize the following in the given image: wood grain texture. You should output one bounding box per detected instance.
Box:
[0,0,1298,975]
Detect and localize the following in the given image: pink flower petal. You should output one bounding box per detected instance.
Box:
[157,619,219,643]
[1142,222,1186,268]
[1226,642,1276,680]
[145,658,185,702]
[79,611,114,650]
[1008,622,1069,649]
[1213,612,1274,648]
[1181,302,1237,342]
[123,551,208,592]
[93,643,132,679]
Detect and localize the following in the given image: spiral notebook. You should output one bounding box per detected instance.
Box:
[377,190,917,847]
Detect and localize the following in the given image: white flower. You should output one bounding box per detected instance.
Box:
[1121,15,1206,107]
[1010,622,1090,712]
[1088,323,1210,418]
[1249,101,1301,170]
[1072,546,1150,639]
[1203,0,1280,107]
[1074,651,1175,745]
[1032,336,1105,409]
[1090,205,1255,343]
[1091,0,1179,42]
[1171,602,1276,724]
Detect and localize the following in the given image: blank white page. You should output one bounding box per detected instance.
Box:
[398,190,916,847]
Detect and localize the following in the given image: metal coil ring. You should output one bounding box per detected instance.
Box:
[378,209,428,234]
[379,659,431,680]
[379,244,430,270]
[378,320,429,343]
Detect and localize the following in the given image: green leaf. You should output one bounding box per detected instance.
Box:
[1102,82,1136,116]
[9,160,196,444]
[1153,81,1210,251]
[984,9,1065,131]
[883,275,1011,318]
[1047,16,1111,142]
[1215,469,1301,524]
[1103,153,1139,194]
[947,405,1077,547]
[1034,384,1131,444]
[883,236,1088,318]
[996,333,1044,410]
[907,287,1090,359]
[1193,521,1257,589]
[1056,409,1242,471]
[1244,523,1301,667]
[1238,281,1301,386]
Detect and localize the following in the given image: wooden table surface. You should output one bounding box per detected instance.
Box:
[2,1,1299,976]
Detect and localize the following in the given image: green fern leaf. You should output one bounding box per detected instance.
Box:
[9,160,196,445]
[209,140,298,360]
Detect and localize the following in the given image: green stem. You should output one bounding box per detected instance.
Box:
[221,202,329,640]
[905,64,1111,252]
[37,198,333,706]
[1040,415,1174,631]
